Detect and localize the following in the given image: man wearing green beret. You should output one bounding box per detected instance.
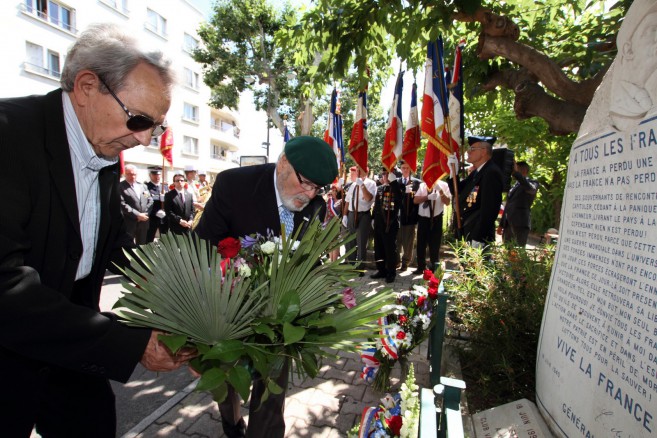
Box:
[195,135,337,438]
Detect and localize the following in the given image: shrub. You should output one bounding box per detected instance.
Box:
[444,241,555,410]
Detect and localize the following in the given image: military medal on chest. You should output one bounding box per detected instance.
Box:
[466,186,479,208]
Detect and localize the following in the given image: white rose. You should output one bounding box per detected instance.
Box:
[260,241,276,255]
[238,264,252,277]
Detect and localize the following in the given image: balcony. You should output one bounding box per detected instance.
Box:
[21,3,78,35]
[23,62,61,80]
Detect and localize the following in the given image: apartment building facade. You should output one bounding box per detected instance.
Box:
[0,0,240,183]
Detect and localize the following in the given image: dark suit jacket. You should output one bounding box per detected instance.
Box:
[501,172,538,229]
[449,159,504,243]
[373,181,404,232]
[0,89,150,384]
[195,163,326,246]
[119,180,153,242]
[164,189,194,234]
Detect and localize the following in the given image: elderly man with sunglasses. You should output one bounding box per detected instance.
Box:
[196,135,338,438]
[0,24,194,437]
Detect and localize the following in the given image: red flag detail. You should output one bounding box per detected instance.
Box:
[160,127,174,166]
[402,82,420,173]
[348,90,368,174]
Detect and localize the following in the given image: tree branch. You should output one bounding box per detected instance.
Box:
[482,69,587,135]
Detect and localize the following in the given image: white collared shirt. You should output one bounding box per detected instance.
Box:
[63,92,118,280]
[344,178,376,212]
[417,180,451,218]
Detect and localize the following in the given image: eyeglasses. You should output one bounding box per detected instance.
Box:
[174,179,185,182]
[468,146,486,151]
[295,171,322,192]
[99,77,167,137]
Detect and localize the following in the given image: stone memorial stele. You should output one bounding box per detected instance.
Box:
[474,1,657,436]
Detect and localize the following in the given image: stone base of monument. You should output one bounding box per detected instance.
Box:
[472,399,553,437]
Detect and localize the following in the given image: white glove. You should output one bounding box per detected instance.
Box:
[155,210,166,219]
[356,178,364,186]
[470,240,484,249]
[371,219,375,230]
[447,153,459,177]
[337,177,344,188]
[405,185,413,194]
[342,215,348,228]
[387,172,397,183]
[427,192,438,201]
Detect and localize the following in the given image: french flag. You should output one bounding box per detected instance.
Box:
[323,88,344,170]
[401,82,420,173]
[381,72,403,172]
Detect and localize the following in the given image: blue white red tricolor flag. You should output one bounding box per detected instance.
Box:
[401,81,420,173]
[348,88,369,174]
[381,72,403,171]
[323,88,344,170]
[421,37,458,188]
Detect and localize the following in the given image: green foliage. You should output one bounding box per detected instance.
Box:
[444,241,555,410]
[115,220,396,403]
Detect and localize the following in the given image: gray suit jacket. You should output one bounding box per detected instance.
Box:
[119,180,153,243]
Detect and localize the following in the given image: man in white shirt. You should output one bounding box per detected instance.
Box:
[413,179,452,274]
[343,166,376,267]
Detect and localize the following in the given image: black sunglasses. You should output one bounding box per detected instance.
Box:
[295,171,322,192]
[100,78,167,137]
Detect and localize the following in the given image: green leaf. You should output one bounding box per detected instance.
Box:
[267,378,284,395]
[227,366,253,401]
[157,333,188,354]
[283,322,306,345]
[203,339,245,362]
[209,383,228,404]
[196,367,227,391]
[253,323,277,342]
[299,349,319,378]
[276,290,301,322]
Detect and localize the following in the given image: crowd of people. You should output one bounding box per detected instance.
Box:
[0,21,539,438]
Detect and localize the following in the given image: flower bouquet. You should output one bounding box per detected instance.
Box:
[360,269,443,392]
[113,218,396,403]
[350,365,420,438]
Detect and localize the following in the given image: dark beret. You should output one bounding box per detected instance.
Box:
[467,135,496,146]
[284,136,338,185]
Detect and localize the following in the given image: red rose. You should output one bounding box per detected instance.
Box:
[396,331,406,340]
[422,269,433,280]
[398,315,407,324]
[428,286,438,299]
[169,184,175,190]
[429,275,440,288]
[220,258,230,276]
[417,295,426,307]
[386,415,403,435]
[218,237,241,259]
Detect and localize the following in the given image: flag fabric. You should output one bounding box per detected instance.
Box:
[119,151,125,175]
[324,88,344,169]
[421,37,457,188]
[160,127,174,166]
[348,89,368,174]
[381,73,404,172]
[401,82,420,173]
[447,40,465,150]
[283,122,291,144]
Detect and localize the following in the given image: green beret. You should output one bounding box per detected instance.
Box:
[284,136,338,185]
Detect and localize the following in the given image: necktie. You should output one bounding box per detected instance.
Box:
[279,205,294,236]
[179,191,185,203]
